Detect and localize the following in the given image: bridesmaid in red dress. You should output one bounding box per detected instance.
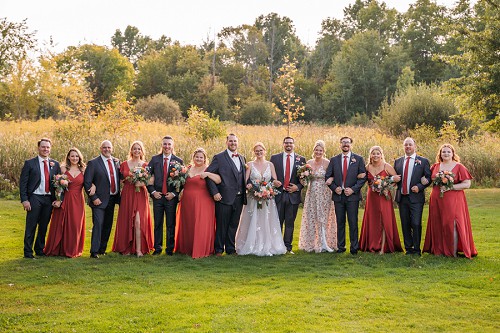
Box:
[359,146,403,254]
[175,148,220,258]
[423,144,477,258]
[44,148,88,257]
[112,141,154,257]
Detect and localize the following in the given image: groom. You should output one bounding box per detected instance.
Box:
[206,134,246,256]
[270,136,306,253]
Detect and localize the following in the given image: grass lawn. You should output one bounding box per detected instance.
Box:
[0,189,498,332]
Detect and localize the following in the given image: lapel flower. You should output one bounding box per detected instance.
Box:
[414,159,422,166]
[112,157,119,164]
[49,161,55,168]
[350,157,357,164]
[295,156,301,162]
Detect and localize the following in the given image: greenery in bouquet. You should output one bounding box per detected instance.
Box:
[371,175,396,200]
[433,170,455,198]
[126,166,152,192]
[52,174,70,200]
[167,162,189,192]
[297,163,313,187]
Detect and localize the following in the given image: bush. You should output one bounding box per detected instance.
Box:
[186,106,226,142]
[376,84,459,136]
[239,99,275,125]
[135,94,182,123]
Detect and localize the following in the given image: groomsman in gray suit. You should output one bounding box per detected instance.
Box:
[394,137,431,255]
[20,138,61,259]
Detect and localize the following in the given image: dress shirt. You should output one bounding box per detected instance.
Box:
[101,155,118,195]
[227,149,241,171]
[401,153,417,194]
[33,156,51,195]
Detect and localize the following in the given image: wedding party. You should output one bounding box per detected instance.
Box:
[20,135,478,260]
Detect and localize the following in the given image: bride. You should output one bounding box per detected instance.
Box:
[236,142,287,256]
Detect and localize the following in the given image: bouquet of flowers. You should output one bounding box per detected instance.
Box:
[247,179,280,209]
[297,164,313,187]
[433,170,455,198]
[52,174,70,201]
[167,162,189,192]
[371,175,396,200]
[126,166,152,192]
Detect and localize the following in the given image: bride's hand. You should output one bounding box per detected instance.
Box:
[272,180,282,187]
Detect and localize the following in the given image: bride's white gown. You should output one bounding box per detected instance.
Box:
[236,164,287,256]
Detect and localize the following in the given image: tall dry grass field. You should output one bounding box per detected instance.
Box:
[1,120,499,194]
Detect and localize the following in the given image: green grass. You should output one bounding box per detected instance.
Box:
[0,189,499,332]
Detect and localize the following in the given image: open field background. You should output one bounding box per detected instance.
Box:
[0,189,498,332]
[1,120,500,197]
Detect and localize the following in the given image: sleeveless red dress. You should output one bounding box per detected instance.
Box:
[175,175,216,258]
[44,171,86,257]
[359,170,403,253]
[423,163,477,258]
[112,162,154,255]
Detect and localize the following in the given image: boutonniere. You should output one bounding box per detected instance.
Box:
[350,157,357,164]
[49,161,55,168]
[169,161,175,165]
[414,159,422,166]
[295,156,301,163]
[112,158,119,164]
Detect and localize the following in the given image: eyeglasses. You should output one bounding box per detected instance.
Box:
[340,141,351,144]
[284,142,294,145]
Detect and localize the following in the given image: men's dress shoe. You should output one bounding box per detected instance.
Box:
[152,251,161,255]
[36,253,46,257]
[24,255,36,259]
[336,249,346,253]
[90,253,99,258]
[166,251,173,256]
[350,250,358,255]
[97,252,107,256]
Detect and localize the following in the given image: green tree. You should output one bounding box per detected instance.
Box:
[0,59,38,119]
[98,89,142,139]
[0,18,36,75]
[135,94,182,123]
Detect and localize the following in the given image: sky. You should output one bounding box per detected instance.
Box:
[3,0,463,53]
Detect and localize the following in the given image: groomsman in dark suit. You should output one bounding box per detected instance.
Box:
[206,134,246,256]
[20,138,61,259]
[84,140,120,258]
[394,137,431,255]
[270,137,306,253]
[325,136,366,255]
[147,136,183,255]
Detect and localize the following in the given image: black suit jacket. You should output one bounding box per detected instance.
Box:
[146,154,183,196]
[84,155,121,208]
[19,157,61,202]
[393,155,431,203]
[206,151,247,206]
[270,152,306,205]
[325,152,367,202]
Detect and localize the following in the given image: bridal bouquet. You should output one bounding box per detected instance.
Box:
[297,164,313,187]
[247,179,280,209]
[433,170,455,198]
[167,162,189,192]
[371,175,396,200]
[53,174,70,200]
[126,166,152,192]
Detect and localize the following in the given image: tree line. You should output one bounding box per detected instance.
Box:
[0,0,498,135]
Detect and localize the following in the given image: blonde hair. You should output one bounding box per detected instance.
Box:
[191,147,209,166]
[311,140,326,158]
[128,141,146,161]
[436,143,460,163]
[252,142,266,159]
[367,146,386,165]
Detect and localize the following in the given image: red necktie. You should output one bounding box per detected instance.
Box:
[162,157,168,195]
[284,154,291,189]
[402,156,411,195]
[342,156,348,187]
[107,159,116,194]
[43,160,50,193]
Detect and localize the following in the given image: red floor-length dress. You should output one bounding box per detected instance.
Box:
[44,171,86,257]
[175,175,216,258]
[423,163,477,258]
[359,170,403,253]
[112,162,154,255]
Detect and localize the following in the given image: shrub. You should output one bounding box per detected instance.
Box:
[239,99,275,125]
[135,94,182,123]
[186,106,226,142]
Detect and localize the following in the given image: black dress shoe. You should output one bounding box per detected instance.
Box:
[24,255,36,259]
[350,250,358,255]
[36,253,46,257]
[97,252,107,256]
[90,253,99,258]
[152,251,161,255]
[336,249,346,253]
[166,251,173,256]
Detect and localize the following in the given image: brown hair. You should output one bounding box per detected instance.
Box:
[38,138,52,146]
[191,147,209,166]
[63,147,86,172]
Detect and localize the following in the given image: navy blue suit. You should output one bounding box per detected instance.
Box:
[147,153,183,253]
[84,156,120,255]
[206,151,246,254]
[325,153,366,253]
[270,152,306,251]
[19,157,61,257]
[394,155,431,254]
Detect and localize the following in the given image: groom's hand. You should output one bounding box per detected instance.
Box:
[22,201,31,211]
[213,193,222,201]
